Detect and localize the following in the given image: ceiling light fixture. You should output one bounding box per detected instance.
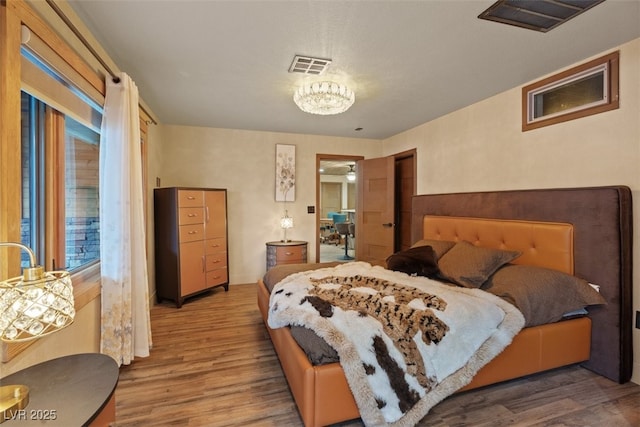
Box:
[293,81,355,115]
[346,165,356,182]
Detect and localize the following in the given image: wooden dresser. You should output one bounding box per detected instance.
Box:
[266,240,307,270]
[154,187,229,307]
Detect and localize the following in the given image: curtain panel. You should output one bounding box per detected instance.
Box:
[99,73,152,365]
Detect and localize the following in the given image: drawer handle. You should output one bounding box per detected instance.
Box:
[285,251,293,256]
[210,244,220,248]
[211,259,221,263]
[188,230,198,235]
[187,196,196,200]
[188,213,197,217]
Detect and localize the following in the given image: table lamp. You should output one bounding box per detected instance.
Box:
[0,242,75,423]
[280,210,294,242]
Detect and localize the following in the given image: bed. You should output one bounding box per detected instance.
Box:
[257,186,633,427]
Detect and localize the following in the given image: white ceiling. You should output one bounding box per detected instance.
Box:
[67,0,640,140]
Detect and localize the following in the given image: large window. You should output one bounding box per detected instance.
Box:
[21,90,101,272]
[64,116,100,269]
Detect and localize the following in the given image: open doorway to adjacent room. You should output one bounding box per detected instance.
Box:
[316,154,363,263]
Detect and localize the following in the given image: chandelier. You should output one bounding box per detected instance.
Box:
[293,81,355,115]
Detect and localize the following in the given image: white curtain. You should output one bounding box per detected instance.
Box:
[99,73,152,365]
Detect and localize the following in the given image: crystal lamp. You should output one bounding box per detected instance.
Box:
[280,211,294,242]
[0,241,75,421]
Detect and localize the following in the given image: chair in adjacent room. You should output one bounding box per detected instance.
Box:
[334,216,353,261]
[321,212,342,245]
[331,213,347,245]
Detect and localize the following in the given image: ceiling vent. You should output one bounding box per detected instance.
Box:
[478,0,605,33]
[288,55,332,75]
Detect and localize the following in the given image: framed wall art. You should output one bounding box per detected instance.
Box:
[275,144,296,202]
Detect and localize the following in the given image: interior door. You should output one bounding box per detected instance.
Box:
[355,156,395,264]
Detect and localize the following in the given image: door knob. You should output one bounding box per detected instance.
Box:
[382,223,394,228]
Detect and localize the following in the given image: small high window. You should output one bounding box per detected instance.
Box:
[522,51,619,131]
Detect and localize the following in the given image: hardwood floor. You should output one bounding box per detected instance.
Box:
[114,284,640,426]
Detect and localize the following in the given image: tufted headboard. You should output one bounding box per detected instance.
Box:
[422,216,574,274]
[411,186,633,384]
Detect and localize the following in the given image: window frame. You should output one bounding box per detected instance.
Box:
[521,51,619,132]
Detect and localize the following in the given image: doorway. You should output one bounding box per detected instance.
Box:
[316,154,363,263]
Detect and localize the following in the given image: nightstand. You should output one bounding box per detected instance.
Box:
[266,240,308,270]
[1,353,118,426]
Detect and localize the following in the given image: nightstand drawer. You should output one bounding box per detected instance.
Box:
[266,240,308,270]
[276,245,304,262]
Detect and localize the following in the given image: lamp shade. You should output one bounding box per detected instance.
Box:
[0,242,75,342]
[280,216,294,229]
[280,210,293,242]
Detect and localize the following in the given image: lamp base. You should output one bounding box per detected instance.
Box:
[280,239,292,243]
[0,385,29,423]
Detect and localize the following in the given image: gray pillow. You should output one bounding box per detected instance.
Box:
[437,241,521,288]
[483,264,607,327]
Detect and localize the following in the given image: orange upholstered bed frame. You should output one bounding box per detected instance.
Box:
[257,186,633,427]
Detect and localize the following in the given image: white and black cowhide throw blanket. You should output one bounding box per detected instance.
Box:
[268,262,525,427]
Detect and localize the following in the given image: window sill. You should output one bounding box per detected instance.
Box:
[1,264,101,363]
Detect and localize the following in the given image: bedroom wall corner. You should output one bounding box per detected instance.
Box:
[382,37,640,385]
[155,124,383,285]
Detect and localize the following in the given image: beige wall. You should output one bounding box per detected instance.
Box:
[2,298,101,374]
[383,39,640,384]
[152,125,383,284]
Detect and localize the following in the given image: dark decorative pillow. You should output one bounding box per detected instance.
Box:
[410,239,456,259]
[437,241,521,288]
[482,264,607,327]
[385,245,440,278]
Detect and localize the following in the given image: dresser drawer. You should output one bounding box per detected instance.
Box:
[206,253,227,271]
[178,190,203,208]
[275,245,305,262]
[206,268,228,287]
[179,207,204,225]
[179,224,204,243]
[205,237,227,255]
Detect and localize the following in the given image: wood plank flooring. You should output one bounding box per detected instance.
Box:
[114,284,640,426]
